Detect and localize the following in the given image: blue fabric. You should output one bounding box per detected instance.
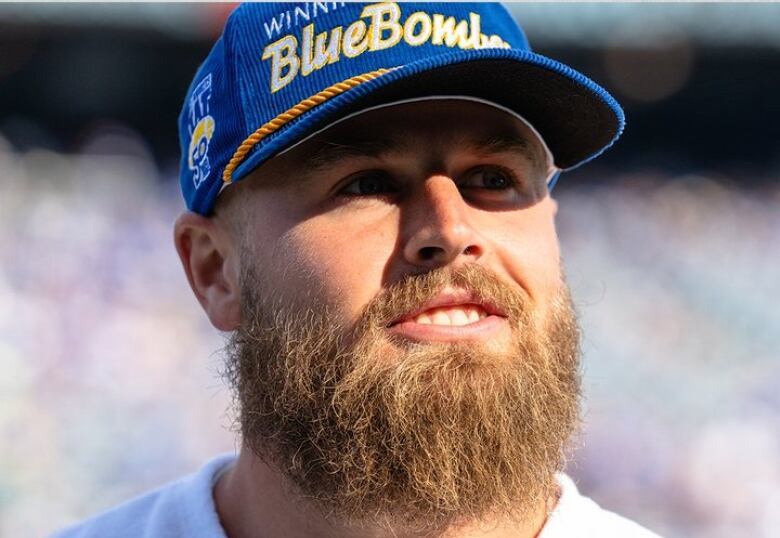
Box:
[178,2,625,215]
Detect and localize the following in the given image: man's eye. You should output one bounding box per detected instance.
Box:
[339,172,396,196]
[461,167,518,191]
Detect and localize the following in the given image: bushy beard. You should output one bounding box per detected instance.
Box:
[223,263,581,533]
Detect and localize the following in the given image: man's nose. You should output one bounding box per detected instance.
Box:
[401,175,485,268]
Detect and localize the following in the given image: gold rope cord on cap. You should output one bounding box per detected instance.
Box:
[222,68,392,184]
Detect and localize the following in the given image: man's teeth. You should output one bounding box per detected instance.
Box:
[413,306,488,326]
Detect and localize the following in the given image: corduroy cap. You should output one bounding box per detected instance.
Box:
[178,2,624,215]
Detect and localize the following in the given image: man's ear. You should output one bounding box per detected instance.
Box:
[174,211,241,331]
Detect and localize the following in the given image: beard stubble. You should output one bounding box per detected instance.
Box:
[223,262,581,533]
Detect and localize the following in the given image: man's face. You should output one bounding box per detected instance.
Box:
[226,100,563,332]
[220,100,580,530]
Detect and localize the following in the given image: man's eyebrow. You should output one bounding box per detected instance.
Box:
[298,138,409,175]
[466,133,549,174]
[292,132,548,177]
[467,134,532,158]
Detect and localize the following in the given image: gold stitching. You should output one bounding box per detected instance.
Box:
[222,68,391,184]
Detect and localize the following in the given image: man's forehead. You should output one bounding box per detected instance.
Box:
[306,99,535,144]
[299,133,538,173]
[276,100,550,173]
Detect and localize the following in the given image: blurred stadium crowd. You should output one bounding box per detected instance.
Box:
[0,4,778,538]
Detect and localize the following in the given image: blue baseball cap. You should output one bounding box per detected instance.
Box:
[178,2,625,215]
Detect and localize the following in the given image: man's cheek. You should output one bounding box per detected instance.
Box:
[264,237,348,318]
[292,227,385,288]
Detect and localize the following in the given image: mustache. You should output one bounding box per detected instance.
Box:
[357,264,531,331]
[237,263,532,349]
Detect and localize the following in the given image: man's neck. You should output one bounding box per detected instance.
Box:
[213,448,553,538]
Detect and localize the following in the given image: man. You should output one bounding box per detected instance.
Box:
[55,3,662,537]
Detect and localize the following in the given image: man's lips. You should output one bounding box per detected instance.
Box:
[387,289,506,328]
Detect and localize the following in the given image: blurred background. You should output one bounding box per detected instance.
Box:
[0,3,778,537]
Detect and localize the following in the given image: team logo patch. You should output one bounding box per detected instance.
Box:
[187,74,216,189]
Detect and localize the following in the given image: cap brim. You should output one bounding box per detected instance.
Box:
[231,46,624,185]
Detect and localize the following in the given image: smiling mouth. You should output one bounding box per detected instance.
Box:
[403,304,490,326]
[386,300,507,343]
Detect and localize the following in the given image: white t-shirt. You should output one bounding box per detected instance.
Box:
[52,454,663,538]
